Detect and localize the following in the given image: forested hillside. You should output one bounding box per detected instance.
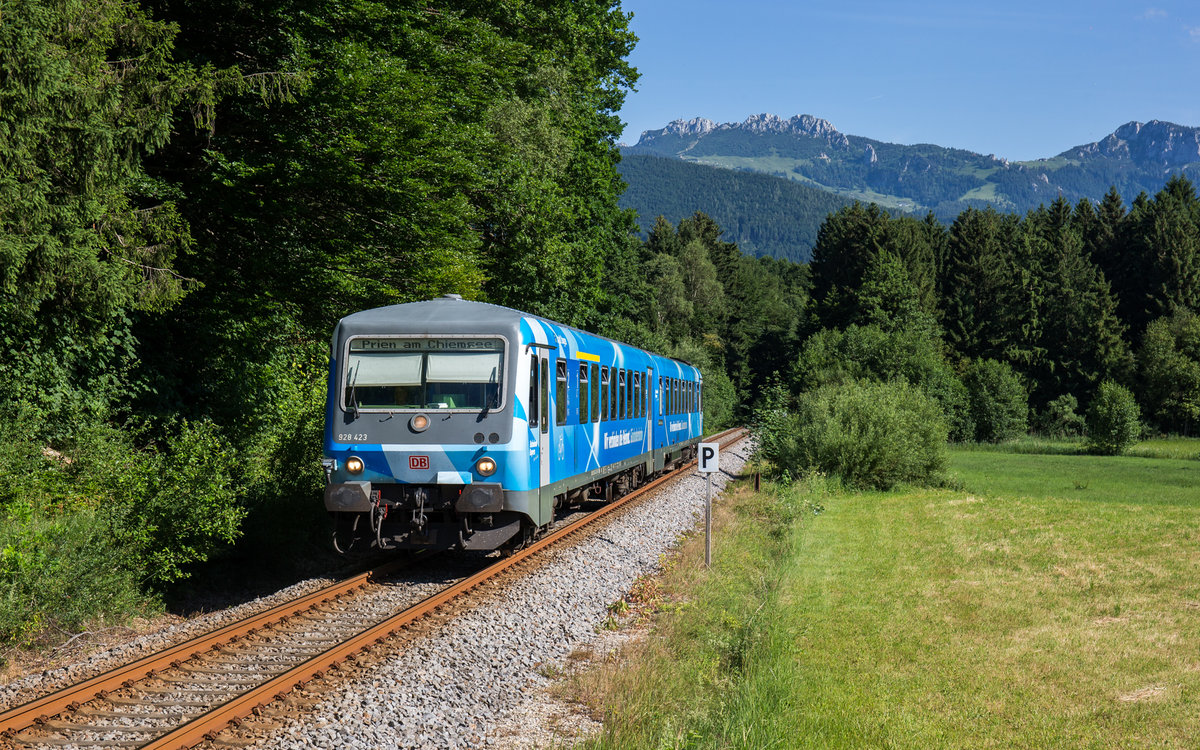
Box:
[617,155,854,262]
[627,114,1200,217]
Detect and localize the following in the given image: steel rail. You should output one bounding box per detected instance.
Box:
[0,558,416,737]
[4,427,746,749]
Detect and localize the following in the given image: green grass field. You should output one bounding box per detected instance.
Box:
[571,444,1200,748]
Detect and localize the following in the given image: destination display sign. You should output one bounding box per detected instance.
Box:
[349,337,501,352]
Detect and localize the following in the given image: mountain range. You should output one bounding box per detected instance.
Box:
[618,114,1200,261]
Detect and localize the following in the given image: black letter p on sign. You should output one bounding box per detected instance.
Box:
[698,442,719,473]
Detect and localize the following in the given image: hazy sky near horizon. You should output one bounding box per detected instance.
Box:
[618,1,1200,161]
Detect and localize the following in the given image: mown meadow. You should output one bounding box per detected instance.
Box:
[571,439,1200,748]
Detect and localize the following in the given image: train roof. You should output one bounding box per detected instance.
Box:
[334,296,698,372]
[336,295,524,331]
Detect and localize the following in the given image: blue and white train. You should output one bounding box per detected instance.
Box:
[321,295,704,551]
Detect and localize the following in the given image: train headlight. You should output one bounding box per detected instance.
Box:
[475,456,497,477]
[410,414,430,432]
[346,456,365,475]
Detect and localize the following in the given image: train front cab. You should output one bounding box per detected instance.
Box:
[322,313,541,552]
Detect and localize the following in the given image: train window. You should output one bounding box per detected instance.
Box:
[659,377,664,416]
[628,372,636,419]
[610,369,617,421]
[579,363,589,424]
[555,361,568,426]
[540,358,549,433]
[613,371,620,421]
[600,366,609,421]
[590,363,600,423]
[698,382,703,414]
[618,370,626,420]
[528,355,538,428]
[345,337,503,411]
[644,370,651,418]
[633,372,641,418]
[628,369,638,417]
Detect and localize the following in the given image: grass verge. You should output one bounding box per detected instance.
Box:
[566,451,1200,747]
[952,435,1200,460]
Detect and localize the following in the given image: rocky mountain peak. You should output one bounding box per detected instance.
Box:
[1064,120,1200,167]
[660,116,717,137]
[640,112,849,148]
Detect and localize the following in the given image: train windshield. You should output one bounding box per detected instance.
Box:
[344,337,505,411]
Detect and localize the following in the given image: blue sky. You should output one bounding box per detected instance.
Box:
[617,1,1200,161]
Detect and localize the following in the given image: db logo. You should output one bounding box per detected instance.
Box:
[409,455,430,470]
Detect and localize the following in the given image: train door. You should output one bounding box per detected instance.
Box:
[644,366,653,453]
[539,353,551,519]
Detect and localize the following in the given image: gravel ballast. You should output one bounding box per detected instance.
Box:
[250,439,750,749]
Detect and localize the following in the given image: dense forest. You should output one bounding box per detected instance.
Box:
[3,0,1200,652]
[617,154,854,262]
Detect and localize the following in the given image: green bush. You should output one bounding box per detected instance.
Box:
[756,379,948,490]
[794,324,972,441]
[1138,311,1200,434]
[1,501,148,648]
[0,420,151,648]
[751,381,795,472]
[1086,381,1142,455]
[964,358,1028,442]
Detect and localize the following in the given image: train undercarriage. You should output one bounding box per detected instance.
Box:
[329,446,697,554]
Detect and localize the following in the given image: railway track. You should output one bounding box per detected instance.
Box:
[1,428,746,750]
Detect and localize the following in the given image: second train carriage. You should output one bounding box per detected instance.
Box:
[321,295,704,551]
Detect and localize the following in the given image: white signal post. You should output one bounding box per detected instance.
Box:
[698,442,719,568]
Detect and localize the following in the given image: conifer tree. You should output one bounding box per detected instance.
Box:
[0,0,209,435]
[1112,178,1200,339]
[939,207,1019,361]
[1017,199,1132,406]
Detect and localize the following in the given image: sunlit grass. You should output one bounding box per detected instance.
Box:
[569,452,1200,748]
[954,434,1200,460]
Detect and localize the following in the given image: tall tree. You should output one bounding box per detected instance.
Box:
[0,0,210,435]
[1122,176,1200,335]
[938,207,1019,362]
[809,203,937,331]
[1013,198,1132,406]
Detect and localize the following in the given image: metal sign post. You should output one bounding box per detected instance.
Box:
[698,442,719,568]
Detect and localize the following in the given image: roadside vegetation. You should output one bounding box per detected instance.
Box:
[570,441,1200,747]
